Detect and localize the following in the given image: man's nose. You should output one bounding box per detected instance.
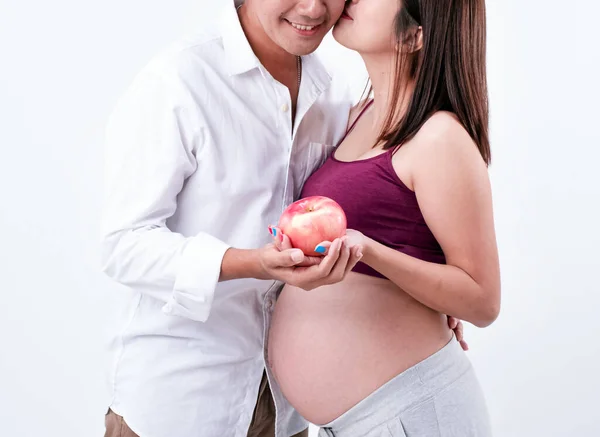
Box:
[296,0,327,21]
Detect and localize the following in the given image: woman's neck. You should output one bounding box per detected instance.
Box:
[361,51,415,132]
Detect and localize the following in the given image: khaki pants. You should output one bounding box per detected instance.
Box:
[105,372,308,437]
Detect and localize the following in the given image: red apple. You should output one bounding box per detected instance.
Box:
[278,196,347,256]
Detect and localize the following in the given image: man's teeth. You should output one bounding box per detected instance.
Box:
[290,23,317,31]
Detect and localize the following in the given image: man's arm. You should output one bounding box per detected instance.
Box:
[101,58,229,323]
[101,57,361,322]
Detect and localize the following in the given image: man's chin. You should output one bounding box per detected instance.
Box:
[284,39,324,57]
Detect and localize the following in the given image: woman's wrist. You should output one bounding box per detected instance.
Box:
[360,236,377,265]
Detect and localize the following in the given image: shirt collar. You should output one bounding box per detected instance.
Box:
[301,52,332,95]
[219,1,260,76]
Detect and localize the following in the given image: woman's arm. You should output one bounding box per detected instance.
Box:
[358,114,501,327]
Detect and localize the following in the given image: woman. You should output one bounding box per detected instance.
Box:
[268,0,500,435]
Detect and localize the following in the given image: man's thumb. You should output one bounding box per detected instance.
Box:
[286,249,304,265]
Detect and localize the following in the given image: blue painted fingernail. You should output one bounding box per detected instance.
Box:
[315,245,326,254]
[272,228,277,237]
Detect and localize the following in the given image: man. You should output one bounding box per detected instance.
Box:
[101,1,464,436]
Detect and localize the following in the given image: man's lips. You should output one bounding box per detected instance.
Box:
[340,9,353,20]
[286,20,323,32]
[285,20,322,31]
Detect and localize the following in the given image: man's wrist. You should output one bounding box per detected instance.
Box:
[220,248,265,281]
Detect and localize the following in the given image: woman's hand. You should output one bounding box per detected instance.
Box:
[264,226,363,290]
[341,229,369,254]
[448,316,469,351]
[312,229,368,257]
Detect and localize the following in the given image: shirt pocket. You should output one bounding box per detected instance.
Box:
[302,142,335,185]
[292,142,335,200]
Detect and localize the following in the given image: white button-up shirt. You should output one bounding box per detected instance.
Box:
[101,1,351,436]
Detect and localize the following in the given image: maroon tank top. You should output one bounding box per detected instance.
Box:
[300,100,446,279]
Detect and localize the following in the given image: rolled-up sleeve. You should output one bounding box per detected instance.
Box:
[101,56,229,322]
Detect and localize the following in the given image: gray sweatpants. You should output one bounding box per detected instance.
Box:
[318,337,492,437]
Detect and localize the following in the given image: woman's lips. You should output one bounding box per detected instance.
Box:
[340,9,353,20]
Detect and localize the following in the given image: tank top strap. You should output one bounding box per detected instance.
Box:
[346,99,374,135]
[390,143,403,156]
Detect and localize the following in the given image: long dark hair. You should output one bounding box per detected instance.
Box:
[373,0,490,165]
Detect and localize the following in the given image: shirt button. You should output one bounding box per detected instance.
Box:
[280,103,289,113]
[266,299,275,311]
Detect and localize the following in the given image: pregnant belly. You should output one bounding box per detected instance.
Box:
[268,272,452,425]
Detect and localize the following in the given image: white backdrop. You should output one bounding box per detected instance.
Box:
[0,0,598,436]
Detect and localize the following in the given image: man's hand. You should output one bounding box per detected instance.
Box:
[448,316,469,351]
[260,226,363,290]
